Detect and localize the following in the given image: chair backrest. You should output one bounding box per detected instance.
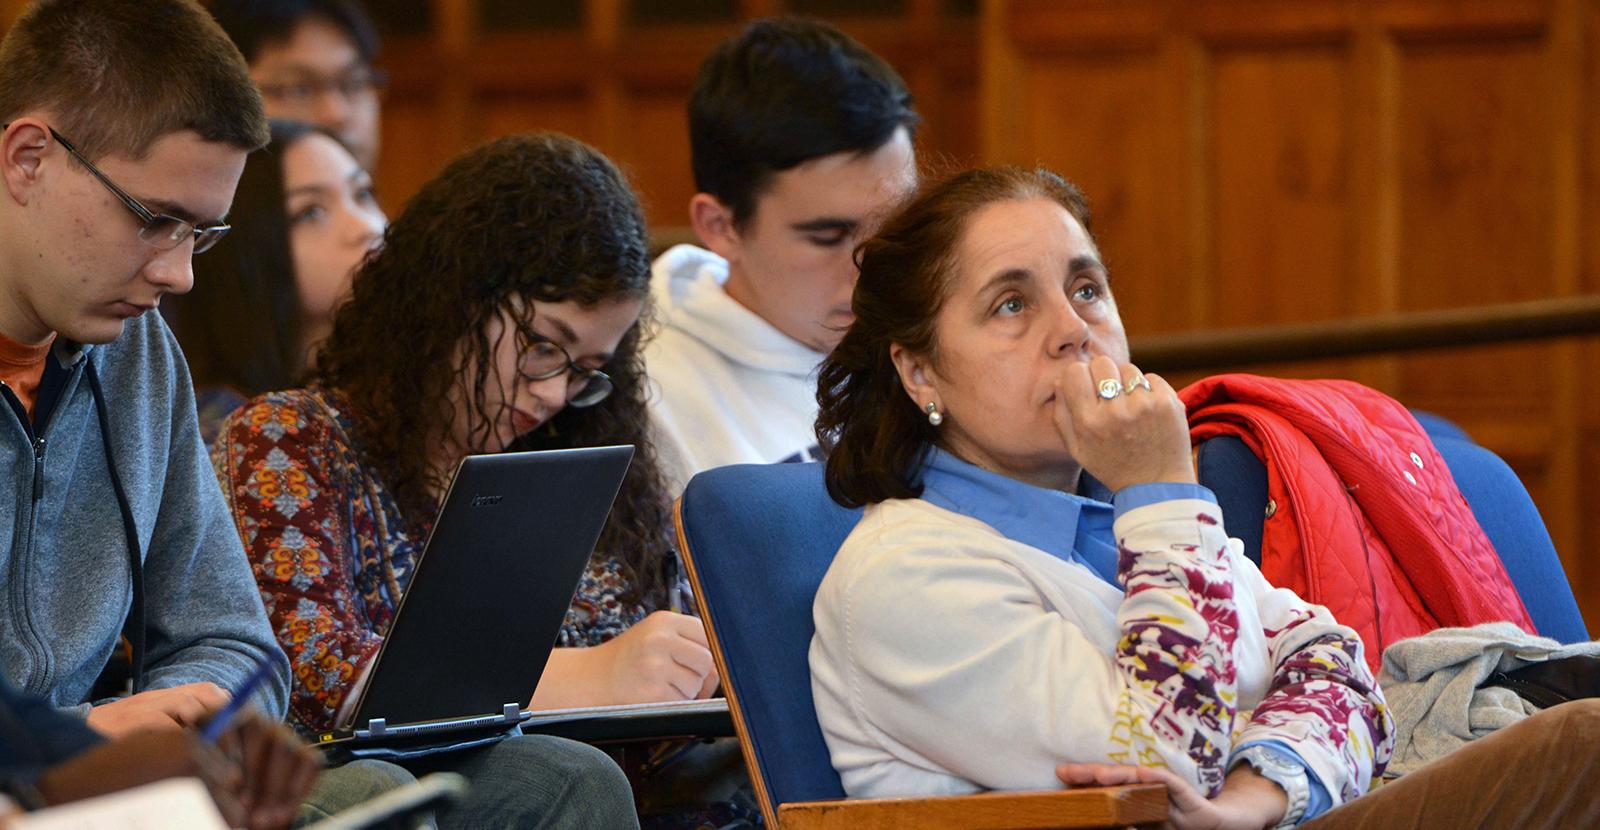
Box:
[1197,434,1588,644]
[1430,436,1588,643]
[678,440,1589,822]
[675,462,861,814]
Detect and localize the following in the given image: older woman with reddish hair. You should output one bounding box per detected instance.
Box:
[807,166,1600,830]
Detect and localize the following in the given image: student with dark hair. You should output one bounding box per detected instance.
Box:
[210,0,385,168]
[165,119,385,443]
[0,0,290,737]
[212,132,700,829]
[645,17,919,491]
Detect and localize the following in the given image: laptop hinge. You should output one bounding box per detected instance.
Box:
[502,703,520,723]
[365,717,388,738]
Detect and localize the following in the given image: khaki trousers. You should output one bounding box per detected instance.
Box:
[1301,698,1600,829]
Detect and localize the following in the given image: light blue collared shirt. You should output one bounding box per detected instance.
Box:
[915,447,1216,588]
[916,448,1329,822]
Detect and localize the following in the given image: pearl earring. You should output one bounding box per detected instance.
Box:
[925,402,943,426]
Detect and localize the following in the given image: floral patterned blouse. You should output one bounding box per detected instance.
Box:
[210,386,652,735]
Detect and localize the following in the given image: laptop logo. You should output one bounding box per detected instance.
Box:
[470,494,503,506]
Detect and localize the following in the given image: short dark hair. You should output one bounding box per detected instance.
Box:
[689,17,919,226]
[209,0,380,65]
[817,166,1093,509]
[0,0,268,160]
[167,120,324,398]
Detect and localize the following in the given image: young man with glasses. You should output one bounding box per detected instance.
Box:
[0,0,331,824]
[0,5,642,828]
[645,19,920,493]
[211,0,385,169]
[0,0,288,737]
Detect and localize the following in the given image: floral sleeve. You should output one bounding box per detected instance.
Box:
[1236,594,1394,804]
[1112,499,1243,796]
[211,397,380,736]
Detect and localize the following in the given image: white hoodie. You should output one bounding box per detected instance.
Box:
[644,244,825,494]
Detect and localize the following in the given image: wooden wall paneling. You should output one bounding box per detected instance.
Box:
[1207,42,1367,381]
[737,0,783,18]
[1,0,24,32]
[1350,9,1405,395]
[587,0,626,161]
[614,88,698,226]
[1391,31,1556,481]
[1016,49,1188,338]
[1209,45,1351,329]
[979,0,1027,163]
[983,0,1600,627]
[905,0,945,149]
[1545,0,1589,622]
[374,95,447,216]
[431,0,475,165]
[372,1,980,232]
[477,93,594,145]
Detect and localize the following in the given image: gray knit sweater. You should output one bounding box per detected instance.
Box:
[0,311,286,717]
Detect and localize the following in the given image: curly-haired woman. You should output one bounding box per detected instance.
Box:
[210,133,711,829]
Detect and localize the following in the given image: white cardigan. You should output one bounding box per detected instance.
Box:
[809,495,1391,805]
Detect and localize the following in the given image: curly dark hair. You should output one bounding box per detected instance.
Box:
[313,132,669,603]
[817,166,1093,508]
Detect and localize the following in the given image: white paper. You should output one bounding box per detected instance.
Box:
[12,778,228,830]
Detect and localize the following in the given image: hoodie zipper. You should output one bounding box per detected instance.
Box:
[3,366,81,695]
[30,436,44,501]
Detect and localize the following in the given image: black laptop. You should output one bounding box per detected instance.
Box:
[313,445,634,750]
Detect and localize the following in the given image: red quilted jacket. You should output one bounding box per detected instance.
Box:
[1180,374,1535,673]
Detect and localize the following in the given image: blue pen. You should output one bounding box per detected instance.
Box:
[201,658,276,743]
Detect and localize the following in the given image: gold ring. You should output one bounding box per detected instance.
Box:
[1124,375,1150,393]
[1097,378,1121,400]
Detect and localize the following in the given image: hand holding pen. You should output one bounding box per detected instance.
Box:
[199,658,322,830]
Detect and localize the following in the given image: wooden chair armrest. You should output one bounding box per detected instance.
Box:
[774,783,1168,830]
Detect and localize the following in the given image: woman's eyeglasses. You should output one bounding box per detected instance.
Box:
[516,330,614,408]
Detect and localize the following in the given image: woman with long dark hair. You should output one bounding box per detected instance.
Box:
[210,133,714,828]
[165,119,384,442]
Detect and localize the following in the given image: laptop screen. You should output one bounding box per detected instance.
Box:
[347,445,634,730]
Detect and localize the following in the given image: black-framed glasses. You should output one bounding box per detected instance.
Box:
[258,68,389,106]
[45,127,230,254]
[515,328,614,408]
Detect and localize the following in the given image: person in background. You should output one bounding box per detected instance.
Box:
[645,17,919,493]
[211,132,710,829]
[808,165,1600,829]
[210,0,384,169]
[165,119,385,443]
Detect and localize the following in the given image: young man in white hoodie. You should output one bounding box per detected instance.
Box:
[647,18,919,492]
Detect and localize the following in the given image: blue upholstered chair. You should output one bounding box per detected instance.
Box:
[1196,435,1588,643]
[673,438,1581,828]
[673,462,1166,830]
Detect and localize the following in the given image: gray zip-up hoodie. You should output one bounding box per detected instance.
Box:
[0,312,287,717]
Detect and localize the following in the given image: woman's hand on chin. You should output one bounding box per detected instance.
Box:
[530,611,718,710]
[1055,763,1285,830]
[1052,355,1196,494]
